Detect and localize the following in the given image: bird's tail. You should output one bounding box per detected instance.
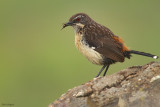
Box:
[129,50,158,59]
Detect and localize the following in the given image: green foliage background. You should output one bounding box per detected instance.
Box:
[0,0,159,107]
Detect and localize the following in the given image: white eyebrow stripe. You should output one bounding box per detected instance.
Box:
[73,15,81,20]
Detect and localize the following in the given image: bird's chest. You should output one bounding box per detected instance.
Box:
[75,32,103,65]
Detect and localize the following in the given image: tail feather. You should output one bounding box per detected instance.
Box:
[129,50,158,59]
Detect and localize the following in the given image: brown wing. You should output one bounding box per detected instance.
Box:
[84,24,125,62]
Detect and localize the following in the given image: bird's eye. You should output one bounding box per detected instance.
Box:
[76,18,81,21]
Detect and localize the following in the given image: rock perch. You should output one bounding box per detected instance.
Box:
[48,62,160,107]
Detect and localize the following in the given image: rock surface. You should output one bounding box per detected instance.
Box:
[48,62,160,107]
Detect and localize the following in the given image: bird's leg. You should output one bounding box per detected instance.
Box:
[96,64,107,77]
[103,65,110,76]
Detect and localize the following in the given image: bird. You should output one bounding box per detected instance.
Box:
[62,13,158,77]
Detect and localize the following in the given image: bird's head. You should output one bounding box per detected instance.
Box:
[62,13,92,30]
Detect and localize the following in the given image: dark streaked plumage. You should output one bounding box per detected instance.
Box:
[62,13,158,77]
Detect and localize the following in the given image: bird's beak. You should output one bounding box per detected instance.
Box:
[61,22,73,30]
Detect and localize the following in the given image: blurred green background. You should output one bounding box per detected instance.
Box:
[0,0,159,107]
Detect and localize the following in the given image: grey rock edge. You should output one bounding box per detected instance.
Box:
[48,62,160,107]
